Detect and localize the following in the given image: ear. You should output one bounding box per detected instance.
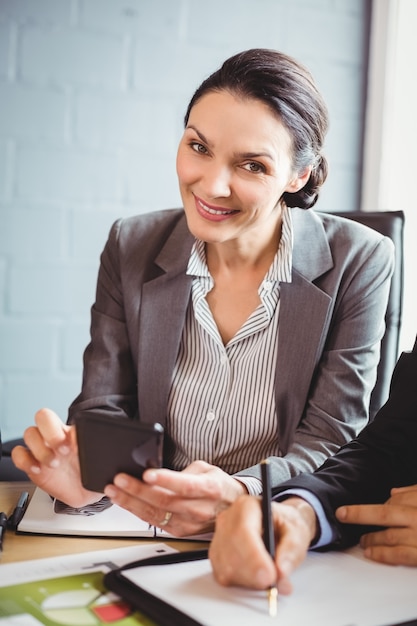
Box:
[286,166,312,193]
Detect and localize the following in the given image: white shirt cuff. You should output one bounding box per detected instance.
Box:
[274,488,336,548]
[234,476,263,496]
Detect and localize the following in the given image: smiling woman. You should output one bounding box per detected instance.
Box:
[176,90,306,343]
[12,49,394,539]
[177,92,305,241]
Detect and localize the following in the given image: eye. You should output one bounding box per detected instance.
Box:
[242,161,266,173]
[190,141,209,155]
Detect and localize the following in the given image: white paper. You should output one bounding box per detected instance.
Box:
[122,545,417,626]
[18,487,212,541]
[17,487,155,537]
[0,542,178,586]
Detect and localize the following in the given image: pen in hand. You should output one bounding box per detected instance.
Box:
[261,459,278,617]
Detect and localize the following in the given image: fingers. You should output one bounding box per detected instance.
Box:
[142,462,223,499]
[143,467,209,497]
[31,409,72,462]
[360,527,417,566]
[272,499,314,581]
[104,473,216,537]
[11,408,102,508]
[143,463,246,511]
[11,444,43,478]
[388,486,417,507]
[109,463,246,536]
[337,502,417,566]
[12,408,73,475]
[361,543,417,566]
[108,472,182,514]
[105,474,171,522]
[34,407,72,447]
[209,496,277,589]
[336,503,414,527]
[361,525,414,548]
[209,496,312,594]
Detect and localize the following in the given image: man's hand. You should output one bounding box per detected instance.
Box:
[336,484,417,566]
[209,495,317,594]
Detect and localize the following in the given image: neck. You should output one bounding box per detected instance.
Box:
[206,218,282,273]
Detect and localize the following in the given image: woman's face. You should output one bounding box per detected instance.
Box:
[176,90,310,249]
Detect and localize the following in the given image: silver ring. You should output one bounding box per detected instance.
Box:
[159,511,172,527]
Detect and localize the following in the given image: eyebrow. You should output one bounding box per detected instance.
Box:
[185,124,275,162]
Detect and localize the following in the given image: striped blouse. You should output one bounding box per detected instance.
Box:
[166,206,294,494]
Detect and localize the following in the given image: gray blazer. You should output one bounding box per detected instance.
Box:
[68,208,395,488]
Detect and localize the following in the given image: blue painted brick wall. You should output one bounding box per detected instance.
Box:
[0,0,370,440]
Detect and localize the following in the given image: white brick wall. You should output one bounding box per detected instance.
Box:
[0,0,371,440]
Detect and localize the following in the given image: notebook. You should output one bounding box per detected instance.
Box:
[17,487,212,541]
[104,546,417,626]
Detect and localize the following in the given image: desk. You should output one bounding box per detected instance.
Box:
[2,485,417,626]
[0,482,208,564]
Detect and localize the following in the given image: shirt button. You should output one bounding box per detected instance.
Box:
[220,354,228,365]
[264,280,274,291]
[206,410,216,422]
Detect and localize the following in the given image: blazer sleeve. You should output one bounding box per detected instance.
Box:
[67,218,139,423]
[273,340,417,549]
[237,230,395,487]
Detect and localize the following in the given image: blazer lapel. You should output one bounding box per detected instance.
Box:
[276,209,334,452]
[276,276,332,451]
[137,216,194,425]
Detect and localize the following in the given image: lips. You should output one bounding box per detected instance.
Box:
[194,195,238,222]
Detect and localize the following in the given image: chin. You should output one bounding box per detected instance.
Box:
[185,215,229,243]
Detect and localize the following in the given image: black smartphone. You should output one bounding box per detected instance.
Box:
[75,414,164,493]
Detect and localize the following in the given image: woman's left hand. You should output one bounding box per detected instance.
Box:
[103,460,247,536]
[336,484,417,566]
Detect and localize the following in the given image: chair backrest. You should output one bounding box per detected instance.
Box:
[333,210,405,419]
[0,436,28,480]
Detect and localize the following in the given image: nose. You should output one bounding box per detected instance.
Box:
[203,162,232,199]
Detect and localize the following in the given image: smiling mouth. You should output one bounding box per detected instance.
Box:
[196,197,238,216]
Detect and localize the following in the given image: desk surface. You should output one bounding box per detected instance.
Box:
[0,482,208,565]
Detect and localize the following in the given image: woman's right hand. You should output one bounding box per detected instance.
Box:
[11,407,103,507]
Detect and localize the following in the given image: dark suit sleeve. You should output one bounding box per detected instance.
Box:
[273,338,417,549]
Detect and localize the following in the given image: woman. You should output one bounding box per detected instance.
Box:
[13,49,394,537]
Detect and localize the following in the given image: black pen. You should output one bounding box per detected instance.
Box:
[7,491,30,531]
[261,459,278,617]
[0,511,7,552]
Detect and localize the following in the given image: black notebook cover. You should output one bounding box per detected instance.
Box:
[104,549,209,626]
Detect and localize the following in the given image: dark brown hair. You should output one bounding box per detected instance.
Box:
[184,49,329,210]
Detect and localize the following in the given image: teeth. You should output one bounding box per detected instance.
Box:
[198,200,234,215]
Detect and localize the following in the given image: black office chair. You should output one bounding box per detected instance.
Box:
[0,211,405,479]
[0,436,28,480]
[332,210,405,419]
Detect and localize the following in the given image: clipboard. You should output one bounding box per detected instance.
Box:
[104,549,209,626]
